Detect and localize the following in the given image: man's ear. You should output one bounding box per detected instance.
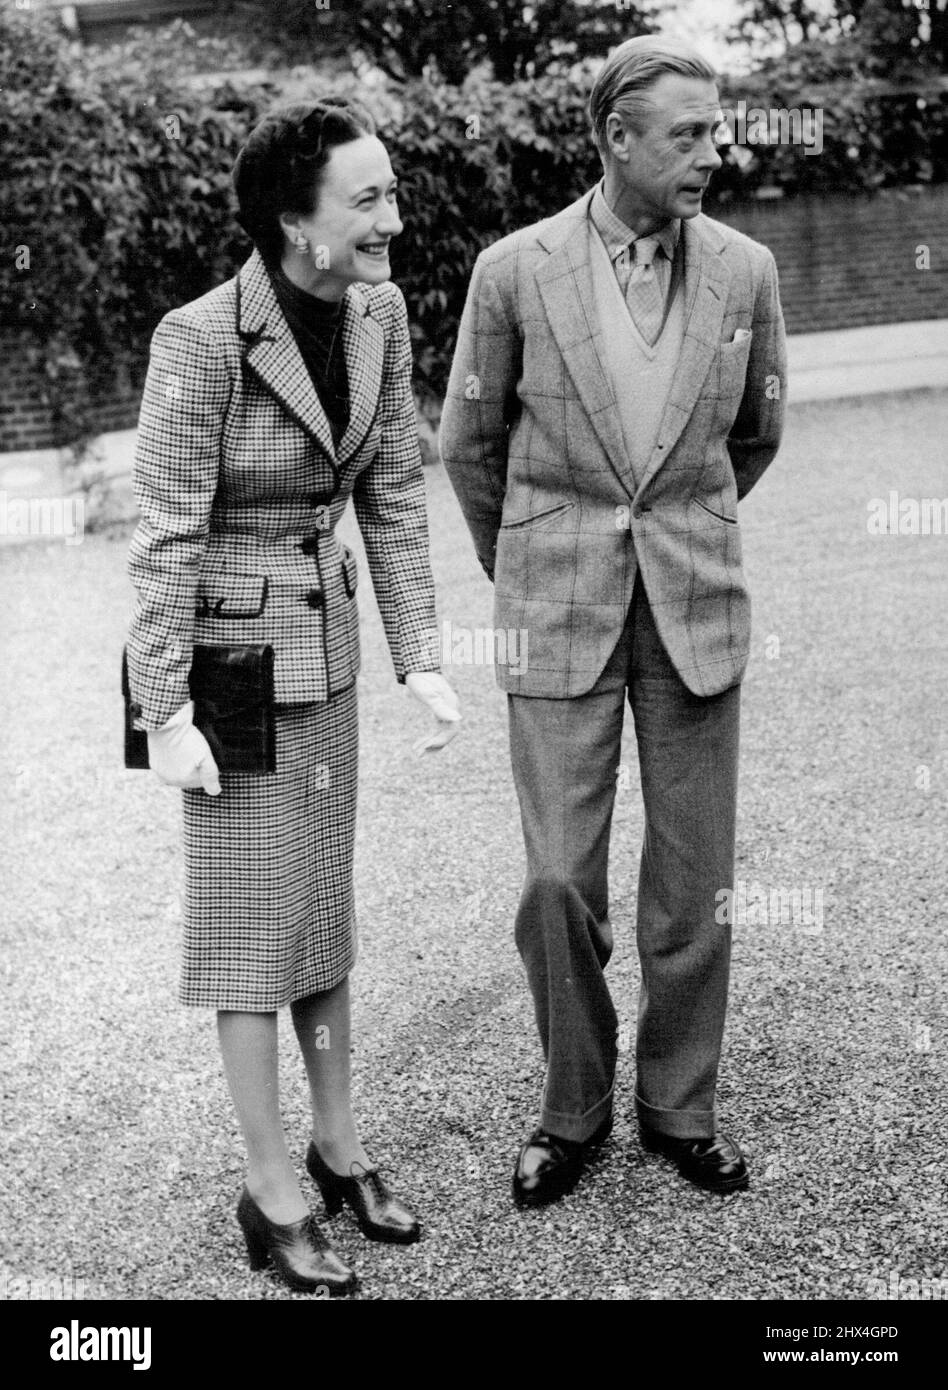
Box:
[604,111,632,164]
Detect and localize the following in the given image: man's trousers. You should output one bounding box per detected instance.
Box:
[507,574,741,1142]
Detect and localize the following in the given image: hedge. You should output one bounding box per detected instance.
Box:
[2,7,946,446]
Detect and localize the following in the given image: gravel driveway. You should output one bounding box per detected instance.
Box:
[2,388,946,1301]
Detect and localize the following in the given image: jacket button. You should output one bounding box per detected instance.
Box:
[298,536,320,556]
[130,702,143,718]
[305,589,323,609]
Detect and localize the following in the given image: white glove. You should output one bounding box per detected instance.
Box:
[147,700,221,795]
[405,671,462,755]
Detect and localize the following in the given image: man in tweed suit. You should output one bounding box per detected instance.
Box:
[440,37,787,1205]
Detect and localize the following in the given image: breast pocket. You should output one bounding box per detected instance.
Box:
[194,572,268,620]
[715,331,753,399]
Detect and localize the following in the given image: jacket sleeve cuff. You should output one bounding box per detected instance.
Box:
[151,700,194,734]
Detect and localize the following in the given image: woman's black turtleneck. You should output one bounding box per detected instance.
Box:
[269,264,351,450]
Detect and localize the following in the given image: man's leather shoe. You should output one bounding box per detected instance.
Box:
[640,1126,749,1193]
[513,1113,612,1208]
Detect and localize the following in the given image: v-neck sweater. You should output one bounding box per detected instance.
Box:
[588,215,686,490]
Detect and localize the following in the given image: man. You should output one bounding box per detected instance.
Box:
[439,36,787,1206]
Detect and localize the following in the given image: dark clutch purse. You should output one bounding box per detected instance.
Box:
[122,644,276,774]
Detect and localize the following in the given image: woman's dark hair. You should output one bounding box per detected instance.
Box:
[233,97,377,265]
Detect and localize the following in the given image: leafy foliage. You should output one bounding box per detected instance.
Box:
[232,0,653,84]
[712,0,948,200]
[0,12,263,447]
[380,72,600,397]
[735,0,948,71]
[2,3,947,446]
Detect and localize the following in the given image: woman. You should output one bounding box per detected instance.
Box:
[125,98,461,1296]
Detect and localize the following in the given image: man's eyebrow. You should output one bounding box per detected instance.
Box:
[668,113,718,135]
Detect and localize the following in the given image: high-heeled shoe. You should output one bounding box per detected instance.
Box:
[236,1186,358,1295]
[305,1141,421,1245]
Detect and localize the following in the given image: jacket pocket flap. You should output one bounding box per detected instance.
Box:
[693,497,738,525]
[195,573,268,619]
[500,501,575,531]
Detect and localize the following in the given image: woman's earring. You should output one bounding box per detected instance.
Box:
[296,236,309,254]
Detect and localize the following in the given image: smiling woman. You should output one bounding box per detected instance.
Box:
[233,100,403,303]
[124,96,461,1298]
[230,101,406,450]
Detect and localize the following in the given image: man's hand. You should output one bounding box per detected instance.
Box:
[147,700,221,794]
[405,671,462,755]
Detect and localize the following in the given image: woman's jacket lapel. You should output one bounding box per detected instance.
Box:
[235,249,385,477]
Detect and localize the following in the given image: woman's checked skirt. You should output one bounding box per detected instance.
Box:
[179,686,358,1010]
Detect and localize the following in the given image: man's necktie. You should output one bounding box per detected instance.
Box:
[623,235,664,347]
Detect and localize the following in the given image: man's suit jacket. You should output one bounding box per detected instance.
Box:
[127,249,437,731]
[439,190,787,699]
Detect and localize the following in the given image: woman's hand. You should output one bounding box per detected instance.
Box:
[147,701,222,795]
[405,672,462,755]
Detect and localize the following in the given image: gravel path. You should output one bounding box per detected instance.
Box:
[2,388,946,1301]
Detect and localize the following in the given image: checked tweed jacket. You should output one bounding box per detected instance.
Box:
[127,250,437,731]
[439,191,787,699]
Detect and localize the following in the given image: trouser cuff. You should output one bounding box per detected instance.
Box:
[541,1084,614,1144]
[635,1091,716,1140]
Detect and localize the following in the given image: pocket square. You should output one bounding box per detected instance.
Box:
[730,328,752,343]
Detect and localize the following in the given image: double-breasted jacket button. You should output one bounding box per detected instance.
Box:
[305,589,324,609]
[298,536,320,556]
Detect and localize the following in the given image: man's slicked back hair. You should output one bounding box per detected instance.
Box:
[589,36,717,150]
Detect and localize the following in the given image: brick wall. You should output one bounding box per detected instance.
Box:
[0,334,141,454]
[2,184,947,452]
[0,336,51,454]
[716,184,948,335]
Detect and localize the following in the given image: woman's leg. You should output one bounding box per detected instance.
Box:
[217,1010,309,1224]
[292,979,371,1174]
